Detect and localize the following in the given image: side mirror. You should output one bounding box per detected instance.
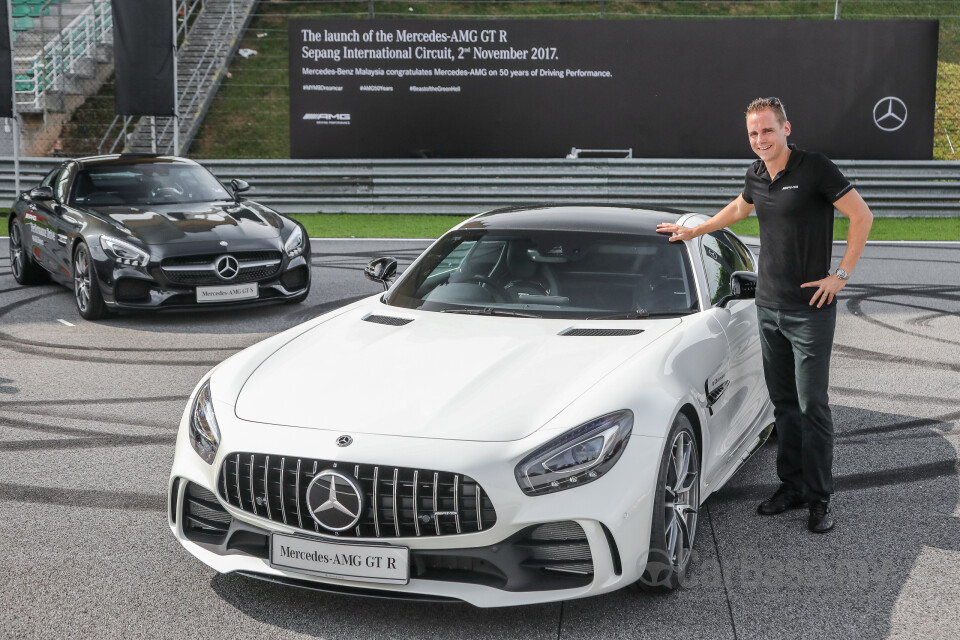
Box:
[28,186,55,201]
[364,257,398,291]
[230,179,250,200]
[717,271,758,308]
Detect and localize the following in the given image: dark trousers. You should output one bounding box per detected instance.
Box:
[756,305,837,500]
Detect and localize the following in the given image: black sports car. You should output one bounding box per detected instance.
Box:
[7,154,311,319]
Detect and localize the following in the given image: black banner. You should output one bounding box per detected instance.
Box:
[289,19,938,160]
[0,6,12,119]
[111,0,174,116]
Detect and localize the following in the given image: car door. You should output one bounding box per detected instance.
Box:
[48,162,84,280]
[23,166,64,275]
[697,231,765,467]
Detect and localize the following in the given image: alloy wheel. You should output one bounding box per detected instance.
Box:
[663,429,699,571]
[9,224,23,281]
[74,245,91,313]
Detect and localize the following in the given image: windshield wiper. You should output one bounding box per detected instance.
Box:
[441,307,541,318]
[586,309,696,320]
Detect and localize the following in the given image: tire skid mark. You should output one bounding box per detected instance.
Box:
[715,459,958,503]
[0,432,175,452]
[833,343,960,372]
[831,386,960,406]
[846,298,960,347]
[0,340,223,366]
[907,311,952,327]
[837,409,960,439]
[0,394,185,408]
[0,414,119,438]
[0,482,164,512]
[1,406,171,429]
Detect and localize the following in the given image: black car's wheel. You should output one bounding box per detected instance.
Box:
[638,412,700,592]
[73,241,109,320]
[8,219,49,285]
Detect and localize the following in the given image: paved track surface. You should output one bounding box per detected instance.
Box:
[0,238,957,639]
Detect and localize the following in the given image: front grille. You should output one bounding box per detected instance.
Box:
[219,453,497,539]
[520,521,593,576]
[160,251,283,286]
[183,482,232,542]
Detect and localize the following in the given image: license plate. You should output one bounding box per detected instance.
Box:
[269,533,409,585]
[195,282,258,303]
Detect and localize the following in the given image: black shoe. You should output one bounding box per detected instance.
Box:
[808,499,834,533]
[757,484,809,515]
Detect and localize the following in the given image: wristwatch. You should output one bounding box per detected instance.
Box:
[834,268,850,280]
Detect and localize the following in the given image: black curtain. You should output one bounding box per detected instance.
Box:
[111,0,174,116]
[0,7,13,118]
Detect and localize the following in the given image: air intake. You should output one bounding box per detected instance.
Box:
[363,314,414,326]
[559,328,643,337]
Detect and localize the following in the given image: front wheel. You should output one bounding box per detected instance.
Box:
[9,219,49,285]
[638,412,700,591]
[73,241,109,320]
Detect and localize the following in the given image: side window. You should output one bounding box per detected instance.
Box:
[721,231,755,272]
[700,232,739,305]
[40,167,59,189]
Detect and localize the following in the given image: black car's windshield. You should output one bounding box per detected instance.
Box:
[70,163,232,207]
[384,229,700,319]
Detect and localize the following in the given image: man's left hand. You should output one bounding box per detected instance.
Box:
[801,274,846,308]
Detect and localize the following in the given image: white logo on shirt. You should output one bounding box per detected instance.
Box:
[782,185,799,190]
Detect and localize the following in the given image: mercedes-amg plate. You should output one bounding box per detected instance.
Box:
[7,154,310,319]
[169,205,773,606]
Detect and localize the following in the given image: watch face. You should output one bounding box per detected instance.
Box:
[836,269,849,280]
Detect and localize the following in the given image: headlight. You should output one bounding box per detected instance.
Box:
[100,235,150,266]
[189,380,221,464]
[515,410,633,496]
[284,225,305,258]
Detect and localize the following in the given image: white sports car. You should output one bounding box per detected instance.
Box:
[169,205,774,607]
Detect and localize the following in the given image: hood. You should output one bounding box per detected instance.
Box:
[233,305,681,442]
[91,201,282,245]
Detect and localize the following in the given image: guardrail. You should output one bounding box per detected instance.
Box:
[2,158,958,217]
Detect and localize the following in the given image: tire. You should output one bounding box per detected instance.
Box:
[8,218,50,285]
[638,412,700,592]
[73,241,109,320]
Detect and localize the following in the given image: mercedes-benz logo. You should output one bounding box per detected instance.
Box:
[215,254,239,280]
[873,96,908,132]
[336,435,353,447]
[305,469,363,531]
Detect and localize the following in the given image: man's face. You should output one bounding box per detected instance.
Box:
[746,108,791,164]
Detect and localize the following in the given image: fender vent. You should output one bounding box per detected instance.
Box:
[559,328,643,337]
[363,314,414,326]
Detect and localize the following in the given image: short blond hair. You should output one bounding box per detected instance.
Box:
[746,97,787,125]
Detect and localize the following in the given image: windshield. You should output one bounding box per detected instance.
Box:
[384,229,700,319]
[70,163,232,207]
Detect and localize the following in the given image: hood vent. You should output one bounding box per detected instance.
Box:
[363,313,414,326]
[559,328,644,337]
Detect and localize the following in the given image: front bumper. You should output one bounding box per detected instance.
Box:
[169,405,665,607]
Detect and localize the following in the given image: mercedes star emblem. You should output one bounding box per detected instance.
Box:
[305,470,364,531]
[873,96,908,132]
[336,435,353,447]
[215,254,239,280]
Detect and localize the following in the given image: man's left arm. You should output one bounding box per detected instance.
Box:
[802,189,874,308]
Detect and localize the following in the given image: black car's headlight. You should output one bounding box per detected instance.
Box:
[100,235,150,267]
[284,225,305,258]
[515,410,633,496]
[189,380,221,464]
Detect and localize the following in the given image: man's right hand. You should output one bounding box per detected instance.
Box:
[656,222,698,242]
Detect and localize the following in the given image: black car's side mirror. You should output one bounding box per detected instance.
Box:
[28,186,55,201]
[717,271,758,308]
[364,257,398,291]
[230,179,250,200]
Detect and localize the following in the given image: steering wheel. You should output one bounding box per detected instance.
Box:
[151,185,184,199]
[468,274,511,303]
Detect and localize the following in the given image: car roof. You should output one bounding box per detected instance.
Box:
[71,154,201,170]
[460,205,691,236]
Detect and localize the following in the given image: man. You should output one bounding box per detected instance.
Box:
[656,97,873,533]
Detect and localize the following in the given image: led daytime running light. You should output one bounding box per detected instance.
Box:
[100,235,150,267]
[285,226,305,258]
[189,381,221,464]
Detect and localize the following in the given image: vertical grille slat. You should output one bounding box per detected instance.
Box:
[218,453,496,539]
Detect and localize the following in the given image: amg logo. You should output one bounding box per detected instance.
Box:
[303,113,351,125]
[782,185,799,190]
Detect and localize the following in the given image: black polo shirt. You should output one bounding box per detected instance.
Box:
[742,145,853,310]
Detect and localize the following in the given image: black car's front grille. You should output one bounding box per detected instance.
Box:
[160,251,283,286]
[219,453,497,539]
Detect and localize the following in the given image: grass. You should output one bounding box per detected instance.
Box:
[186,1,960,160]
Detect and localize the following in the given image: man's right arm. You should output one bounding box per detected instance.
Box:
[656,194,755,242]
